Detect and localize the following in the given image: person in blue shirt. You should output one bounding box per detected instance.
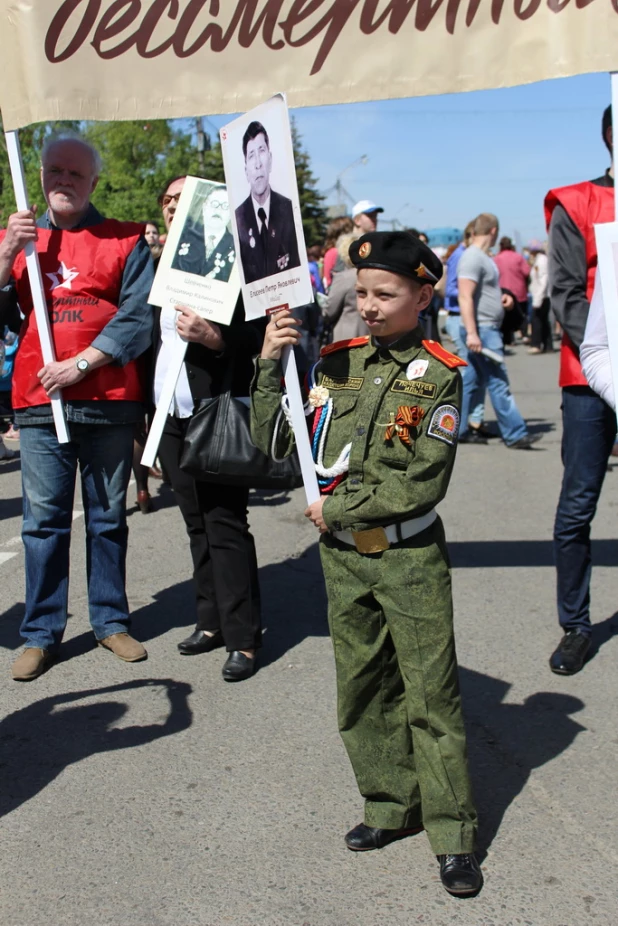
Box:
[443,223,491,443]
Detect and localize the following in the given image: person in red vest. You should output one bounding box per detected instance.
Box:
[544,105,615,675]
[0,134,154,681]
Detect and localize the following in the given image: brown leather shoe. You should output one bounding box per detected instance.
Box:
[136,490,152,514]
[98,633,147,662]
[12,647,53,681]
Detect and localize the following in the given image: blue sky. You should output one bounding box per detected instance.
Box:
[200,71,612,245]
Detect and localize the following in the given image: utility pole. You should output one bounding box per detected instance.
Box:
[196,116,211,174]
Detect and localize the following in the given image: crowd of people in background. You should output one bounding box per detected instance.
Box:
[298,199,554,453]
[0,188,557,466]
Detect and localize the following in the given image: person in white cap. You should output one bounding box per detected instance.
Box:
[352,200,384,236]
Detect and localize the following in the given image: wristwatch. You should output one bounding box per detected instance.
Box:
[75,357,90,374]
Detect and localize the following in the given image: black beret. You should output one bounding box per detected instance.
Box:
[349,231,443,285]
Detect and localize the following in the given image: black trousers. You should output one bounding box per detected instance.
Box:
[530,298,553,352]
[158,415,261,651]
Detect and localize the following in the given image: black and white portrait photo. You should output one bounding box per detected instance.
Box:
[171,181,236,283]
[148,176,240,326]
[221,94,313,319]
[234,120,300,284]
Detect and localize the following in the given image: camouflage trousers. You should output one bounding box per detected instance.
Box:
[320,517,477,855]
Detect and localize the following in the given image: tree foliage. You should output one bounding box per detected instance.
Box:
[0,117,327,246]
[291,118,327,247]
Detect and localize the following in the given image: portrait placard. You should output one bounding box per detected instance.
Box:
[149,176,240,326]
[220,94,313,320]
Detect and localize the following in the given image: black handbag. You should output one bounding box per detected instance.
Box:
[179,360,303,490]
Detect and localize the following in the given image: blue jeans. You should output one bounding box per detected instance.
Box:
[554,387,617,636]
[459,325,528,445]
[445,315,484,427]
[19,422,134,652]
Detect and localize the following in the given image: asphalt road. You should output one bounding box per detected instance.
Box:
[1,343,617,926]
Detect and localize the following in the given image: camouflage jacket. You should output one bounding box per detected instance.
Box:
[250,326,465,533]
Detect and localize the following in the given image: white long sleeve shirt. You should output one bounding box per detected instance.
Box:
[529,252,548,308]
[580,267,616,410]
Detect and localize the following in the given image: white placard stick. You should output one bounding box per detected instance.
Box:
[281,345,320,505]
[141,331,188,467]
[4,130,69,443]
[592,72,618,413]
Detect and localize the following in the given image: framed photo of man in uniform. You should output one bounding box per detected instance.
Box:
[220,93,313,320]
[149,176,240,325]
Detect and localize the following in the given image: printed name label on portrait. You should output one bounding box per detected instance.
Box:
[391,379,437,399]
[321,375,364,391]
[427,405,460,445]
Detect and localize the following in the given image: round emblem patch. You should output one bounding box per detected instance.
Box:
[358,242,372,259]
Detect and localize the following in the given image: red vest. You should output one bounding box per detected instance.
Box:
[2,219,145,409]
[544,181,614,387]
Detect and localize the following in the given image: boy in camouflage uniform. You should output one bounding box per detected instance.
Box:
[250,231,481,896]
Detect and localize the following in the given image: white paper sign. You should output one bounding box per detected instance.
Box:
[220,93,313,320]
[594,221,618,415]
[149,176,240,326]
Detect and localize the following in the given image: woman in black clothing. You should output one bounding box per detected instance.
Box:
[154,176,265,682]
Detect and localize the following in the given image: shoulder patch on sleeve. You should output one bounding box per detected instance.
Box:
[422,339,467,369]
[320,336,370,358]
[427,405,460,446]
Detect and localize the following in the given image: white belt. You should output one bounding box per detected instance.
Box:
[333,509,437,552]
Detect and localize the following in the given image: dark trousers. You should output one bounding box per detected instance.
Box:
[554,387,616,636]
[531,298,552,352]
[158,415,261,651]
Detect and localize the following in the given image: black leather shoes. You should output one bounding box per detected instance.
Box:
[549,631,591,675]
[344,822,423,851]
[458,430,488,445]
[222,651,256,681]
[438,854,483,895]
[507,433,541,449]
[177,628,224,655]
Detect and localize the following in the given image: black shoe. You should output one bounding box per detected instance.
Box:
[222,650,256,681]
[507,434,541,449]
[438,854,483,896]
[549,631,591,675]
[476,423,498,439]
[177,628,224,655]
[345,822,423,851]
[458,430,488,445]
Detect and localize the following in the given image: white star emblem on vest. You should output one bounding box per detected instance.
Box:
[46,261,79,290]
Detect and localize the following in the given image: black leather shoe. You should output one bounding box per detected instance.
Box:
[458,430,488,445]
[222,651,256,681]
[549,631,590,675]
[476,423,498,439]
[344,822,423,851]
[438,854,483,895]
[177,628,224,655]
[507,433,541,449]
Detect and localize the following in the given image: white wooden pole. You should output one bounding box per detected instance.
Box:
[281,346,320,504]
[141,331,187,468]
[4,130,69,443]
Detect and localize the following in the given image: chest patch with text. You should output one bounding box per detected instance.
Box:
[391,379,437,399]
[321,375,364,391]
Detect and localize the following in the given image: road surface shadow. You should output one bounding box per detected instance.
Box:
[0,495,22,521]
[461,667,585,859]
[258,543,329,669]
[127,544,329,667]
[0,679,192,819]
[449,538,618,568]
